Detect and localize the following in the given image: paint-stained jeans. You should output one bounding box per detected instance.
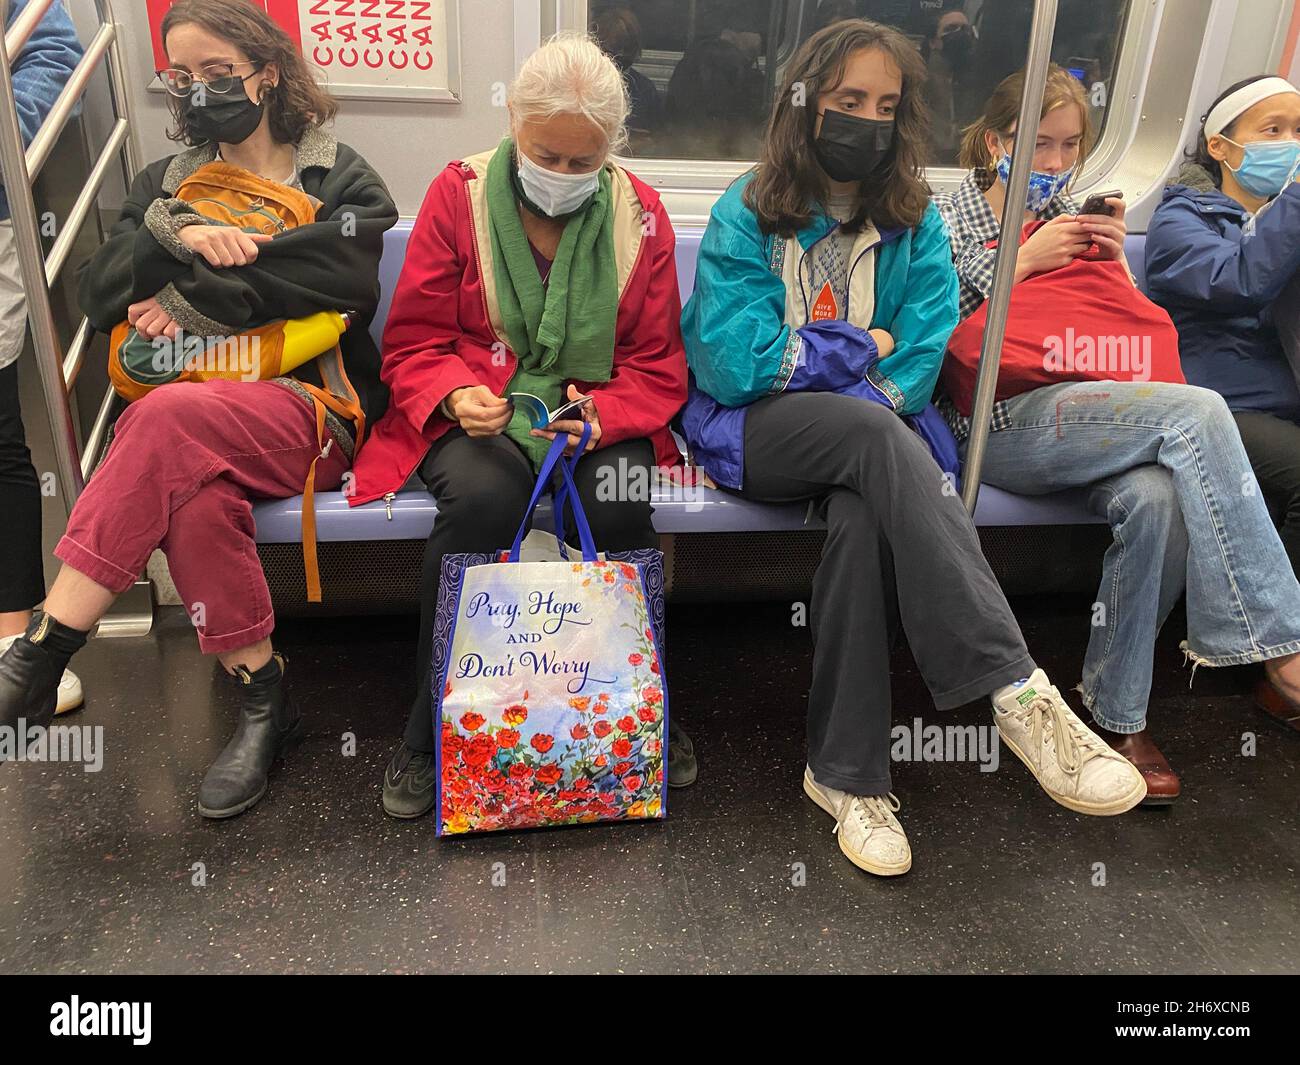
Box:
[970,380,1300,733]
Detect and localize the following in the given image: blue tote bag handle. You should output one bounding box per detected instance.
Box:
[551,424,599,560]
[507,423,597,562]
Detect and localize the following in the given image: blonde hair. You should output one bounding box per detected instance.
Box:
[959,65,1092,177]
[508,33,630,153]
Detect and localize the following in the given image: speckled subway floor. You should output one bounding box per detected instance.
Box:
[0,597,1295,974]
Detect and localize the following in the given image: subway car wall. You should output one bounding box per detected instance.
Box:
[74,0,1300,221]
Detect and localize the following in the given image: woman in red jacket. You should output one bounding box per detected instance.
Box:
[351,34,693,818]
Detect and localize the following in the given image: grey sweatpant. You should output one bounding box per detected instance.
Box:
[742,392,1036,794]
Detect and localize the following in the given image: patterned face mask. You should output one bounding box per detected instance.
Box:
[995,145,1074,214]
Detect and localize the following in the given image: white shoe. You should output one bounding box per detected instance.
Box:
[0,633,84,715]
[992,669,1145,815]
[803,766,911,876]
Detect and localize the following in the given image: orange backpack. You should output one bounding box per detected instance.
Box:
[108,160,365,602]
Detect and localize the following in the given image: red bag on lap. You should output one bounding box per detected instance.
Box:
[941,220,1185,416]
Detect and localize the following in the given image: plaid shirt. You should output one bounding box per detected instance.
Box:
[933,170,1079,443]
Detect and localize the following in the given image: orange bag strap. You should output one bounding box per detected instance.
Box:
[300,396,329,603]
[305,346,366,444]
[296,346,365,603]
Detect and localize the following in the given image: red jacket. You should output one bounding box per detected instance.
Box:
[350,148,688,506]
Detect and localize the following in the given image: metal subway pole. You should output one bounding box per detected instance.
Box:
[960,0,1059,515]
[94,0,138,179]
[0,0,85,512]
[0,0,153,634]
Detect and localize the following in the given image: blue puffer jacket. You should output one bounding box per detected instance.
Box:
[1,0,83,222]
[1145,162,1300,423]
[680,171,961,490]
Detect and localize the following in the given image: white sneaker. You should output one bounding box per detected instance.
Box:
[992,669,1145,815]
[0,633,84,715]
[803,766,911,876]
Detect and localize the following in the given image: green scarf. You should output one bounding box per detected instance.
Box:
[487,136,618,470]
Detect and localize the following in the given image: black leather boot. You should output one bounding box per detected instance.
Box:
[198,653,302,819]
[0,613,88,761]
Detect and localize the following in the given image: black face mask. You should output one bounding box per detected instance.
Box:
[813,109,895,183]
[181,89,266,145]
[942,25,976,68]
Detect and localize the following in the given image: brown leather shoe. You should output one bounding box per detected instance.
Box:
[1254,677,1300,733]
[1095,727,1180,806]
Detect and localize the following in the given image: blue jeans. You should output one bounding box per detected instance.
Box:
[969,381,1300,733]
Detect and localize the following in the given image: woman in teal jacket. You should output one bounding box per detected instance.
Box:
[681,20,1148,877]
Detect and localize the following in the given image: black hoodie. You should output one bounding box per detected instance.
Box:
[77,126,397,447]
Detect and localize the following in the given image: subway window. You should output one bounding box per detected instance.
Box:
[588,0,1133,164]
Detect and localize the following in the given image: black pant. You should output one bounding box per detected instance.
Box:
[403,430,659,751]
[1234,410,1300,578]
[0,361,44,612]
[741,393,1035,794]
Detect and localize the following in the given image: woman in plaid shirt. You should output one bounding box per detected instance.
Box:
[934,67,1300,801]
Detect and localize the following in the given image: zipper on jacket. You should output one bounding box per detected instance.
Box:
[383,492,395,520]
[842,240,880,325]
[798,229,882,325]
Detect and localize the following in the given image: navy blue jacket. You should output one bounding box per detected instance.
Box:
[1145,163,1300,422]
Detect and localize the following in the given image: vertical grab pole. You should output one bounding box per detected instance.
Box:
[960,0,1059,515]
[94,0,138,179]
[0,0,86,512]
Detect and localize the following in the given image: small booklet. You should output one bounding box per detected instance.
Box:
[508,391,593,429]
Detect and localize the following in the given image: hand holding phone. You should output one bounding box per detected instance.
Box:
[1076,190,1128,262]
[1079,189,1123,217]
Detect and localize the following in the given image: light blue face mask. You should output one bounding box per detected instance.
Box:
[1222,136,1300,199]
[996,148,1074,214]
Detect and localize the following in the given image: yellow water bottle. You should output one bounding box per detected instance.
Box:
[278,310,352,374]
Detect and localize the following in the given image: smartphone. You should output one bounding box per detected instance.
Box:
[1080,189,1123,217]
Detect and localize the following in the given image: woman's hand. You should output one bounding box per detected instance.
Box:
[868,328,895,360]
[1076,197,1129,262]
[531,384,601,457]
[1017,214,1093,278]
[127,296,179,340]
[447,385,512,436]
[177,224,274,268]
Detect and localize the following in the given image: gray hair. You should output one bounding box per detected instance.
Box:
[508,33,629,153]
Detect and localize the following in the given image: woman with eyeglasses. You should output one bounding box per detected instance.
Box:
[0,0,397,819]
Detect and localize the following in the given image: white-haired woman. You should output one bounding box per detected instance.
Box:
[352,35,693,817]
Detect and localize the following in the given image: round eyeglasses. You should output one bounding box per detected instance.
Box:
[155,62,264,98]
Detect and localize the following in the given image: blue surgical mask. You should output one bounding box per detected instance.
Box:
[515,147,602,217]
[1222,136,1300,199]
[996,147,1073,214]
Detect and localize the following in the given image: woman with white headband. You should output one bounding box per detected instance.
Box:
[932,67,1300,802]
[1146,75,1300,730]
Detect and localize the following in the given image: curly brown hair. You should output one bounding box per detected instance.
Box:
[161,0,338,147]
[743,19,932,236]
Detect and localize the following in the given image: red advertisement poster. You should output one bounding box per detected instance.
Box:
[145,0,460,101]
